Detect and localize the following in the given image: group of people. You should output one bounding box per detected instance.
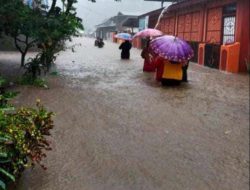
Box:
[118,38,189,86]
[94,37,104,48]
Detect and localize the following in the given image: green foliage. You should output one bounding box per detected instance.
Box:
[0,78,6,88]
[0,101,54,188]
[0,0,83,78]
[19,76,48,89]
[0,134,15,190]
[0,77,54,188]
[0,100,54,170]
[0,77,18,111]
[0,93,18,111]
[50,71,59,76]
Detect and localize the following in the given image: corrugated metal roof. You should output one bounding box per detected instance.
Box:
[96,12,139,28]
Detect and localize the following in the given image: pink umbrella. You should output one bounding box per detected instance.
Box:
[133,28,163,39]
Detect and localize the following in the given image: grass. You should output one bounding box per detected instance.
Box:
[18,75,49,89]
[49,71,59,76]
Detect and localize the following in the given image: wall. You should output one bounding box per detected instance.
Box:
[236,0,250,72]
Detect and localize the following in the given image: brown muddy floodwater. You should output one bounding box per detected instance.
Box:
[0,37,249,190]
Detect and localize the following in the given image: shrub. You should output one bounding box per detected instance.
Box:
[0,77,54,189]
[19,75,48,89]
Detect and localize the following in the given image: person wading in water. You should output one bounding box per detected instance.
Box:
[119,40,132,59]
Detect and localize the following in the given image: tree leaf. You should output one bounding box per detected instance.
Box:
[0,180,6,190]
[0,168,15,182]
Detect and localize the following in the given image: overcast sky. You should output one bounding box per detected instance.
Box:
[72,0,171,32]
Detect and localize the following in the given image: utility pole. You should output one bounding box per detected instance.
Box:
[161,0,164,7]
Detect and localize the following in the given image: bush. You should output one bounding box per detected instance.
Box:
[0,77,54,189]
[19,75,48,89]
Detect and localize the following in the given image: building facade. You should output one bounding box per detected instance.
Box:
[156,0,249,73]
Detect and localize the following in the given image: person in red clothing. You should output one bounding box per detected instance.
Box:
[141,39,156,72]
[154,56,165,81]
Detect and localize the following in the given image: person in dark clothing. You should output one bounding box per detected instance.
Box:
[161,79,181,86]
[119,40,132,59]
[98,38,104,48]
[182,60,189,82]
[94,37,100,46]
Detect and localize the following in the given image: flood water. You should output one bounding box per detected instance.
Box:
[0,37,249,190]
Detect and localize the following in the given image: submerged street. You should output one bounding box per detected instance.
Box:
[0,37,249,190]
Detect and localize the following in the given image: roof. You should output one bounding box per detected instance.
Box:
[122,18,139,28]
[96,19,116,28]
[163,0,210,13]
[96,12,139,29]
[138,8,164,18]
[120,11,145,16]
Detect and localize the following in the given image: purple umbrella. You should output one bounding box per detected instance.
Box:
[150,35,194,62]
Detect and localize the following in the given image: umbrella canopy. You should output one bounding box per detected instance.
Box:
[115,33,132,41]
[150,35,194,62]
[133,28,163,39]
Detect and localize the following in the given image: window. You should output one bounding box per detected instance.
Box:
[222,3,236,44]
[223,16,236,44]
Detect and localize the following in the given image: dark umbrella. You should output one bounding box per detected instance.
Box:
[149,35,194,62]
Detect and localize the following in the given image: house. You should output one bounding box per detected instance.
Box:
[95,12,139,41]
[156,0,249,73]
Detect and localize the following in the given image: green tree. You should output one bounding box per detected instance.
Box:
[0,0,83,79]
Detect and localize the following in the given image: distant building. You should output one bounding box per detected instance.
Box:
[156,0,249,73]
[95,12,139,40]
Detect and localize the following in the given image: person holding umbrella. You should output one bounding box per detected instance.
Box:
[140,38,156,72]
[150,35,194,85]
[133,29,163,72]
[119,40,132,59]
[115,33,132,59]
